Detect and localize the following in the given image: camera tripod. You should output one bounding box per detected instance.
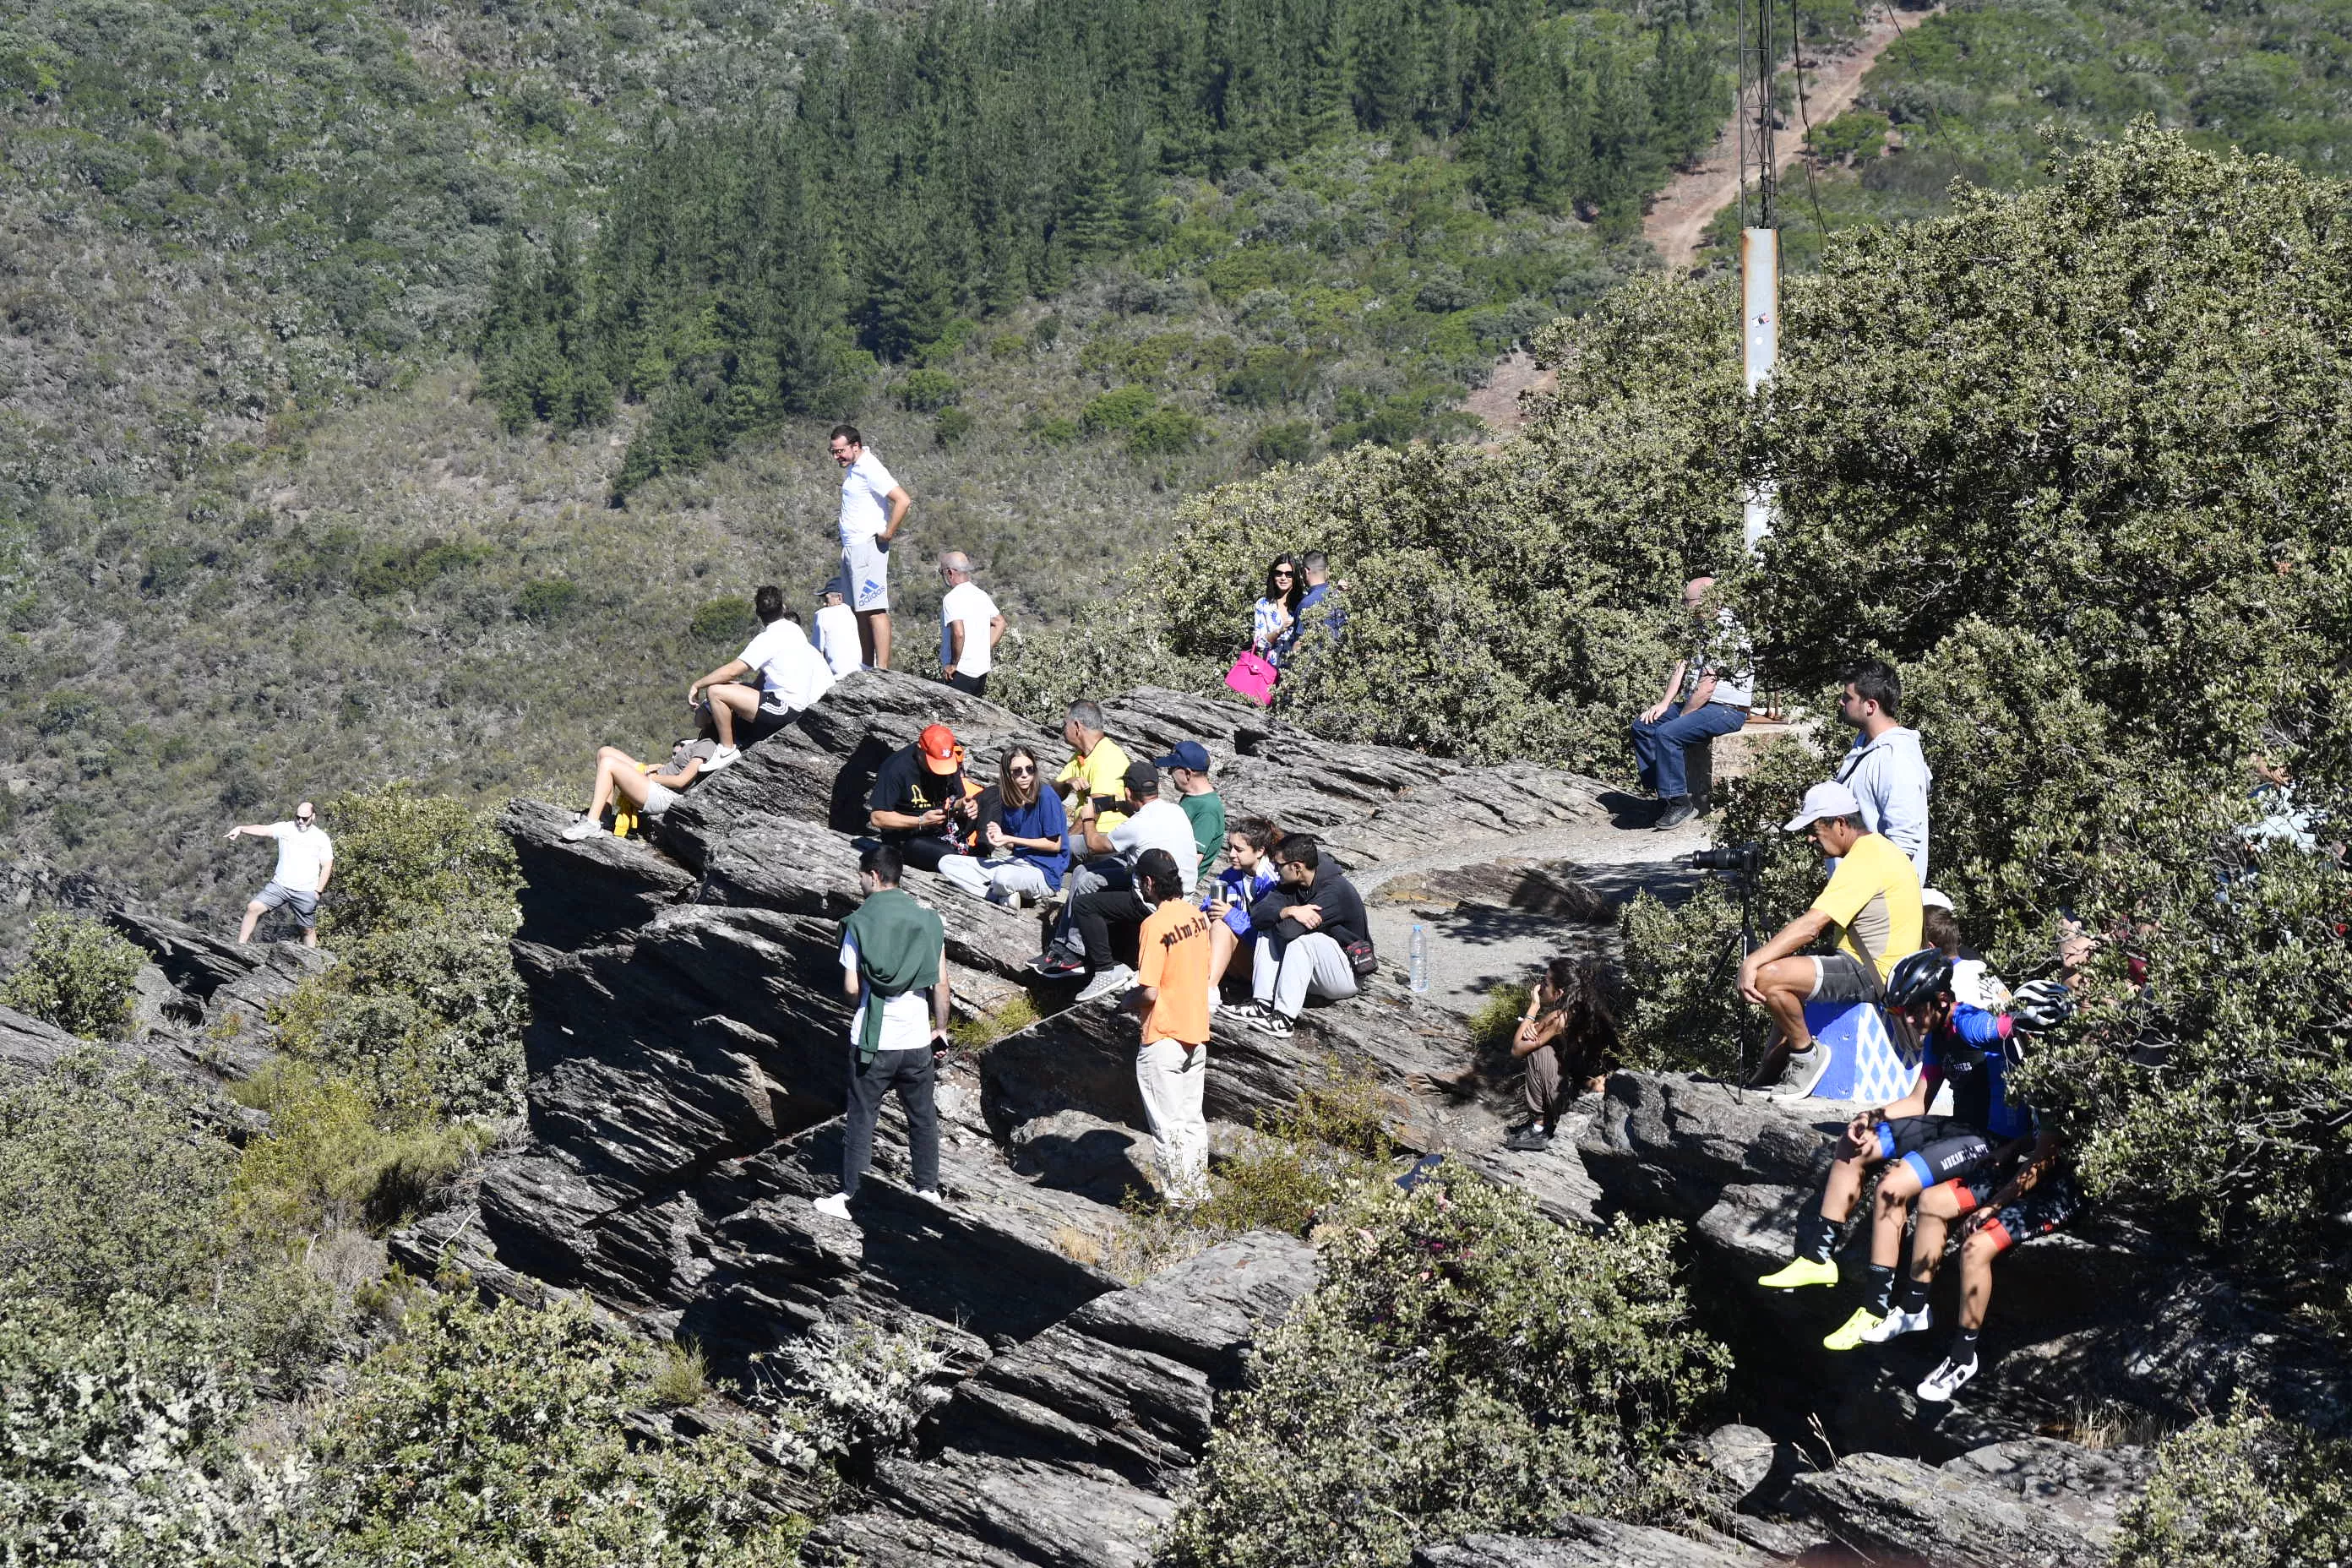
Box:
[1700,863,1767,1097]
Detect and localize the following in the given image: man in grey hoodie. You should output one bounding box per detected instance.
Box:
[1833,660,1932,885]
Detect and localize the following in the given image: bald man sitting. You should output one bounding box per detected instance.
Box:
[1632,575,1754,831]
[937,551,1007,697]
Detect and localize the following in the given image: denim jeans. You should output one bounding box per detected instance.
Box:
[1631,703,1748,799]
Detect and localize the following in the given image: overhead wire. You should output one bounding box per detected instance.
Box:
[1788,0,1832,248]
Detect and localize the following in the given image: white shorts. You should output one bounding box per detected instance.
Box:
[843,536,890,612]
[642,781,682,817]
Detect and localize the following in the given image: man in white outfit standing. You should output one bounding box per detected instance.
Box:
[1834,659,1932,884]
[935,551,1006,697]
[226,802,334,947]
[829,423,912,672]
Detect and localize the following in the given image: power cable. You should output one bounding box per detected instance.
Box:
[1788,0,1832,248]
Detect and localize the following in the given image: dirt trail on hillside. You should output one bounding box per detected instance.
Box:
[1644,7,1936,272]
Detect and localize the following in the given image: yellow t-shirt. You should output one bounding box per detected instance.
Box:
[1057,738,1132,830]
[1808,832,1922,980]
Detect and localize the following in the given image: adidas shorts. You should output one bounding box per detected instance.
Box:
[843,536,890,612]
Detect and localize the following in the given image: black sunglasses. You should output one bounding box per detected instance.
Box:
[1009,765,1037,776]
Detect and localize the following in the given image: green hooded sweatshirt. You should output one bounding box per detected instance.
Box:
[841,886,944,1064]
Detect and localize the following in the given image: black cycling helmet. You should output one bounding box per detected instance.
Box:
[2010,978,2074,1032]
[1884,947,1956,1012]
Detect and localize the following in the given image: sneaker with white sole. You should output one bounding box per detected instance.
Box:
[1863,1304,1935,1344]
[1076,964,1135,1003]
[1915,1354,1979,1403]
[560,815,600,842]
[810,1193,852,1222]
[1251,1010,1296,1039]
[1758,1045,1829,1097]
[914,1188,944,1204]
[703,745,743,773]
[1225,999,1273,1025]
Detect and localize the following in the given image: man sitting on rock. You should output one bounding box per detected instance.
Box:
[1233,834,1370,1041]
[1054,700,1133,839]
[1631,575,1752,831]
[868,722,981,874]
[686,585,837,765]
[1760,949,2073,1355]
[1049,760,1200,1000]
[1893,1097,2079,1404]
[1156,741,1226,885]
[1736,780,1923,1096]
[815,844,947,1222]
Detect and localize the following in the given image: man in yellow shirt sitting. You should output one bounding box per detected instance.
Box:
[1735,781,1923,1096]
[1054,700,1132,840]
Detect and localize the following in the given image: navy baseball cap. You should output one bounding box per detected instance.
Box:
[1154,741,1212,773]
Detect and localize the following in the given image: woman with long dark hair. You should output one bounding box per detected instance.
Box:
[1201,814,1281,1012]
[1250,554,1304,667]
[939,746,1070,905]
[1505,956,1619,1151]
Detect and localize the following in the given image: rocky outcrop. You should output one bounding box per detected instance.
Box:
[1413,1519,1770,1568]
[1788,1439,2153,1567]
[1579,1072,2352,1453]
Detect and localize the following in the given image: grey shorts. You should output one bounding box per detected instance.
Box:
[255,881,319,928]
[1808,952,1884,1004]
[643,781,681,817]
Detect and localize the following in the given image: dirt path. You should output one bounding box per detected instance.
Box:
[1464,349,1557,441]
[1643,8,1933,271]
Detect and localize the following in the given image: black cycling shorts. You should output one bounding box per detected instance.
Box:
[1946,1171,2083,1253]
[1874,1115,1994,1189]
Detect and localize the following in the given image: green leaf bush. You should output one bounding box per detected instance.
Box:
[2114,1395,2352,1568]
[1165,1164,1727,1568]
[0,911,144,1040]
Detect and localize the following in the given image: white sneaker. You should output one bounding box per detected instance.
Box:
[1863,1304,1935,1344]
[1207,993,1223,1015]
[559,815,599,842]
[703,745,743,774]
[1916,1354,1979,1403]
[914,1188,944,1203]
[810,1193,852,1222]
[1076,964,1135,1004]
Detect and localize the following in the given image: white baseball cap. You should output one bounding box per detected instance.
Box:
[1784,781,1862,832]
[1919,887,1954,912]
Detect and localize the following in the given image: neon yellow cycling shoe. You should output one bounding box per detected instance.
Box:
[1823,1306,1889,1352]
[1757,1256,1838,1289]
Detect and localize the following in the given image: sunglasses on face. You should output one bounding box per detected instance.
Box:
[1273,570,1294,579]
[1010,765,1036,776]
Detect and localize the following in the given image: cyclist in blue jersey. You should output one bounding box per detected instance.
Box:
[1760,947,2074,1353]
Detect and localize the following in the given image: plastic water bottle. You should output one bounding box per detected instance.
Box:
[1409,923,1429,994]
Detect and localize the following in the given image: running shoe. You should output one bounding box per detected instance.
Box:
[703,745,743,773]
[1076,964,1135,1003]
[1251,1011,1296,1039]
[810,1193,852,1222]
[560,815,600,842]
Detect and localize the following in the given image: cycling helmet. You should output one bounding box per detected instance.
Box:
[1884,947,1955,1012]
[2009,978,2074,1032]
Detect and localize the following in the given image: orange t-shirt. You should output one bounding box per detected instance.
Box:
[1137,900,1213,1046]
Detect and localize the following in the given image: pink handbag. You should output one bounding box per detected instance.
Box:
[1224,650,1278,706]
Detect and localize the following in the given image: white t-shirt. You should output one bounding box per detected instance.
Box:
[265,823,334,893]
[838,449,898,551]
[939,580,999,677]
[1683,607,1755,709]
[814,602,861,677]
[840,933,932,1053]
[1108,798,1199,895]
[738,620,837,712]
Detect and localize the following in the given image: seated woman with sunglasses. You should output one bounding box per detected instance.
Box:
[938,747,1070,906]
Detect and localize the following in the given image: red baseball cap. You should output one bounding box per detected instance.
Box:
[917,723,961,776]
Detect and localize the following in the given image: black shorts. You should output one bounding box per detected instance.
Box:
[1809,951,1885,1004]
[744,702,799,743]
[946,670,988,697]
[1875,1115,1994,1188]
[1946,1171,2083,1252]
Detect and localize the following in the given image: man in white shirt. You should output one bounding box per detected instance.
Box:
[1833,659,1932,884]
[1633,575,1754,831]
[814,578,862,678]
[226,802,334,946]
[686,585,837,765]
[830,423,912,672]
[935,550,1006,697]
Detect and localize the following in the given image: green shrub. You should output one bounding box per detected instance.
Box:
[0,912,144,1040]
[1079,384,1158,435]
[934,405,974,448]
[896,368,960,411]
[692,595,760,645]
[313,782,521,944]
[513,576,580,623]
[2113,1396,2352,1567]
[1125,405,1200,456]
[1466,983,1530,1056]
[1165,1167,1727,1568]
[646,1338,710,1410]
[1247,419,1315,466]
[744,1317,951,1482]
[231,1061,492,1236]
[287,1292,803,1565]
